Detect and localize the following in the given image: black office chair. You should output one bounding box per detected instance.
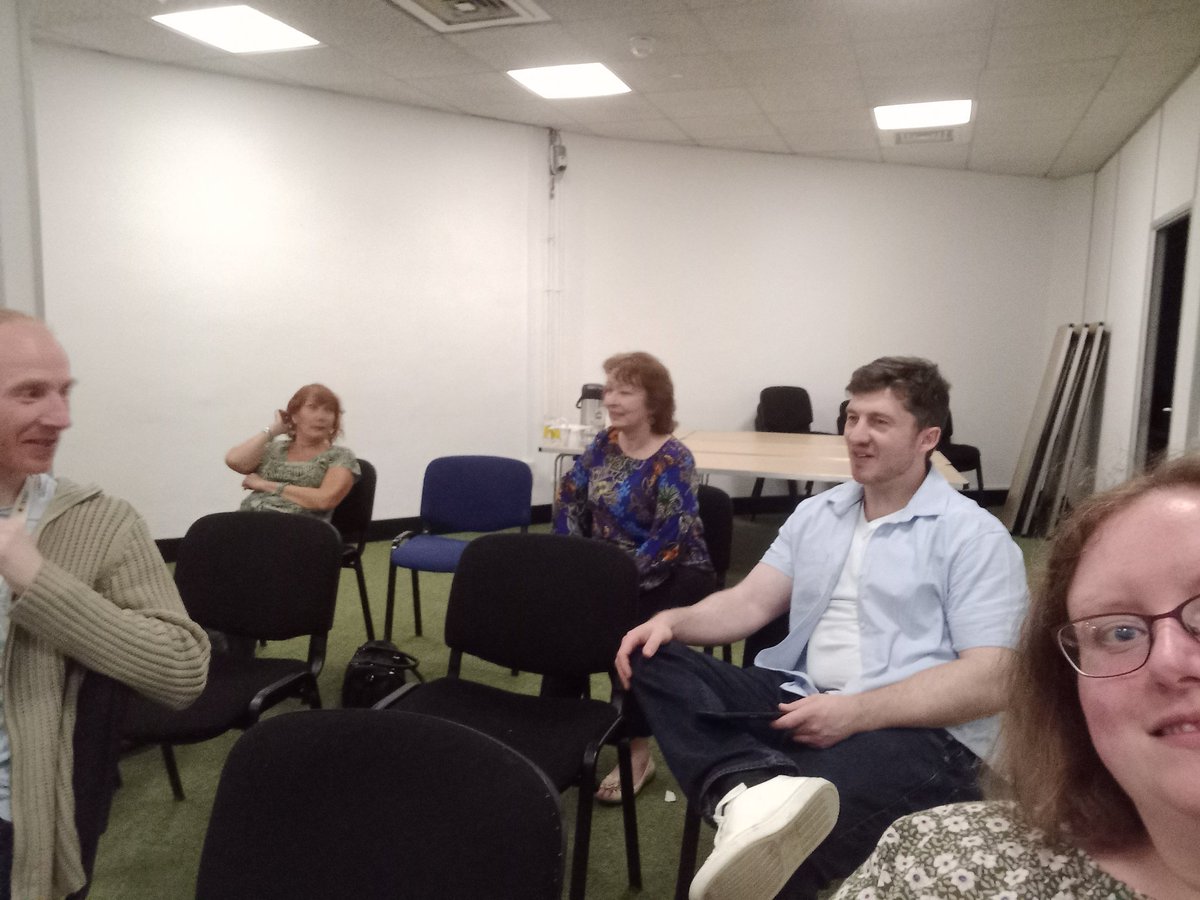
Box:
[376,532,642,900]
[386,455,532,639]
[195,709,565,900]
[330,458,377,640]
[751,386,816,517]
[937,411,984,491]
[72,671,130,897]
[837,399,849,435]
[697,484,735,663]
[676,612,791,899]
[122,511,342,800]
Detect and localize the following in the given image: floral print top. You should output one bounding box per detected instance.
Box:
[833,801,1147,900]
[553,428,712,590]
[239,440,359,521]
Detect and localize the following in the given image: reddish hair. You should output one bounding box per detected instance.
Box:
[285,384,344,440]
[603,351,677,435]
[995,455,1200,849]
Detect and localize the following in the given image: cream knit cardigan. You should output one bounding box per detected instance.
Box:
[6,480,209,899]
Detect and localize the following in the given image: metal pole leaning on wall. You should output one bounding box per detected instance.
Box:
[1001,323,1108,538]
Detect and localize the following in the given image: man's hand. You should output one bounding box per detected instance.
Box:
[0,507,44,595]
[772,693,865,749]
[614,616,676,690]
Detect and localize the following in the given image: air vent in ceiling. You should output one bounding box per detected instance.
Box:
[891,128,957,145]
[385,0,550,33]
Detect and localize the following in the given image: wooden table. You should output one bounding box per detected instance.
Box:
[677,430,967,488]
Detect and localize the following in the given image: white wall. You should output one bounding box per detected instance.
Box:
[1084,64,1200,487]
[34,46,547,536]
[30,45,1098,536]
[552,135,1083,498]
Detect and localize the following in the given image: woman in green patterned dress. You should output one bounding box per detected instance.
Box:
[226,383,359,523]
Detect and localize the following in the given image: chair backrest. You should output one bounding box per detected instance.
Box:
[742,612,790,668]
[444,533,639,678]
[196,709,565,900]
[696,484,733,584]
[72,670,129,884]
[836,399,849,435]
[420,455,532,534]
[330,458,376,550]
[755,386,813,434]
[174,511,342,641]
[937,410,956,447]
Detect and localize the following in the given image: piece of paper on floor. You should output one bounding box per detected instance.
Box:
[665,790,677,803]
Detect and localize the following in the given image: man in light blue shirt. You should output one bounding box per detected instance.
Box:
[616,357,1028,900]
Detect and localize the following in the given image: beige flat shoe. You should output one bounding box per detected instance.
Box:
[595,757,656,805]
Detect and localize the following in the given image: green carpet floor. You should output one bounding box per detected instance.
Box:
[90,511,1042,899]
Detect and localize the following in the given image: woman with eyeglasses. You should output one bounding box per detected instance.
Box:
[833,455,1200,899]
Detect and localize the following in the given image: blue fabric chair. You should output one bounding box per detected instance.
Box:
[385,455,532,639]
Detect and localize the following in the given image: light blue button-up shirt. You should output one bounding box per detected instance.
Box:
[755,467,1028,759]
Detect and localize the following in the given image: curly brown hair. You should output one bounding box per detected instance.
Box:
[602,351,677,435]
[995,454,1200,849]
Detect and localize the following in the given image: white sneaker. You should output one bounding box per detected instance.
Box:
[688,775,839,900]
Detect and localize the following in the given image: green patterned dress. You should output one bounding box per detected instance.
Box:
[239,440,359,521]
[833,801,1147,900]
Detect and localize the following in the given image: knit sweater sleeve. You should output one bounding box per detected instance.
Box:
[12,498,209,709]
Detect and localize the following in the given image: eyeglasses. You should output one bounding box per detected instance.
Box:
[1056,594,1200,678]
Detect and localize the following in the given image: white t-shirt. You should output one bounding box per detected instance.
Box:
[806,504,902,692]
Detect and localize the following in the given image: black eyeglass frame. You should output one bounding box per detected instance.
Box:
[1056,594,1200,678]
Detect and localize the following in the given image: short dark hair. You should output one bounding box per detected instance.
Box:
[996,454,1200,850]
[603,351,676,435]
[845,356,949,431]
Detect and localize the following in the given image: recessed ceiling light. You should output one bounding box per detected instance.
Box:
[152,5,319,54]
[508,63,631,99]
[873,100,972,131]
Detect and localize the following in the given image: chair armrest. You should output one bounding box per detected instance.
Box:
[371,680,423,710]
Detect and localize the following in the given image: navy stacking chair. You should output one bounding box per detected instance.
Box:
[385,455,532,639]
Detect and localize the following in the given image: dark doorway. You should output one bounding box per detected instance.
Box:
[1143,215,1189,466]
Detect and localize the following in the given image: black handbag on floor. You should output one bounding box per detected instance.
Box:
[340,640,423,708]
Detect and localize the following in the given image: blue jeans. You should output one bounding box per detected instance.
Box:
[630,643,982,899]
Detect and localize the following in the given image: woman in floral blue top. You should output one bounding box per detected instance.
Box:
[836,456,1200,900]
[555,351,715,804]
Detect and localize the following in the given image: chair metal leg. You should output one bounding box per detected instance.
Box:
[616,740,642,891]
[385,564,398,643]
[353,559,375,641]
[569,756,598,900]
[160,744,185,801]
[751,477,765,520]
[675,800,703,900]
[410,570,423,637]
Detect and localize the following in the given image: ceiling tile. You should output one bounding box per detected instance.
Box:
[987,18,1136,68]
[585,119,693,141]
[843,0,997,42]
[854,30,991,77]
[645,86,761,118]
[675,113,779,140]
[976,58,1114,98]
[693,0,849,54]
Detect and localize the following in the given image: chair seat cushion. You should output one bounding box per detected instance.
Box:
[123,655,310,744]
[392,679,621,790]
[390,535,468,573]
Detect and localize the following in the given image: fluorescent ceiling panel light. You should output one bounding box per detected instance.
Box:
[152,5,319,53]
[873,100,972,130]
[508,63,631,99]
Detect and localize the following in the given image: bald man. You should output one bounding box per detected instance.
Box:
[0,310,208,899]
